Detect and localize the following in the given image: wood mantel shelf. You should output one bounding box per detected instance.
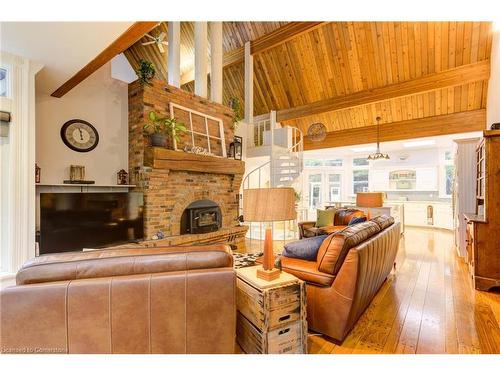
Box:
[144,147,245,175]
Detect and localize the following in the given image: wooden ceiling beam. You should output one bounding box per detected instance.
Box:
[51,22,159,98]
[276,61,490,122]
[220,22,325,69]
[303,110,486,151]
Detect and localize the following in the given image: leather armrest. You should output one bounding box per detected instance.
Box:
[280,256,335,287]
[298,221,317,238]
[298,221,316,228]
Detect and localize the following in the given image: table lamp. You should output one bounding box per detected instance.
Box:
[243,188,296,281]
[356,192,385,219]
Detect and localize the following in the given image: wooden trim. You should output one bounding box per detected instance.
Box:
[250,22,325,55]
[51,22,158,98]
[223,46,245,68]
[144,148,245,175]
[221,22,325,69]
[303,110,486,150]
[277,61,490,122]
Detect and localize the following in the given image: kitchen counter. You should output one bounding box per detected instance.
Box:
[385,200,451,205]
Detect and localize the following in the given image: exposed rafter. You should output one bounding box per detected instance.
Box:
[303,110,486,150]
[51,22,158,98]
[269,61,490,123]
[221,21,325,68]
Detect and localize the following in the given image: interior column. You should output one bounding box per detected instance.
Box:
[210,22,223,104]
[244,41,253,124]
[194,22,208,98]
[167,21,181,87]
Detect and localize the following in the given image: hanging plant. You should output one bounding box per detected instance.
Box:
[136,59,156,86]
[229,96,243,131]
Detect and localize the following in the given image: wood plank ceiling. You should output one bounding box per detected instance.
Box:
[124,21,493,147]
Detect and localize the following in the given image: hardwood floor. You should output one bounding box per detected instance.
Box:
[243,227,500,354]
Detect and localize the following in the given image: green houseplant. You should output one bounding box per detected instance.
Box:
[136,59,156,85]
[229,96,243,130]
[143,111,187,148]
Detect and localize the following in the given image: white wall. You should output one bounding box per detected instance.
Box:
[36,62,128,185]
[487,26,500,128]
[0,51,41,279]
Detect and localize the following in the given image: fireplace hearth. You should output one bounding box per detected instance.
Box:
[180,199,222,235]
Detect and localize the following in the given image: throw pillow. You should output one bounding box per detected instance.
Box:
[315,208,336,227]
[283,234,328,261]
[348,216,367,226]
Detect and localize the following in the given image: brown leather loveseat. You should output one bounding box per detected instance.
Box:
[298,208,366,239]
[282,215,400,342]
[0,245,236,354]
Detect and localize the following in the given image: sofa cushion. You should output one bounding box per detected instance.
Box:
[280,256,335,287]
[316,221,380,275]
[315,208,336,227]
[16,245,233,285]
[334,208,366,226]
[348,216,367,226]
[371,215,395,230]
[283,235,328,261]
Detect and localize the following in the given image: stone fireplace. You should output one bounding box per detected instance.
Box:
[126,79,247,249]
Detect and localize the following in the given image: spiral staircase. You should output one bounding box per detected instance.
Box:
[241,111,304,244]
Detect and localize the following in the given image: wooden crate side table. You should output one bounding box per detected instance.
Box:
[235,266,307,354]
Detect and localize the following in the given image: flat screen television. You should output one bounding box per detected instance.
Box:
[39,192,144,254]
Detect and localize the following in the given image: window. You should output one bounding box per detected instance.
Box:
[170,103,226,157]
[253,119,271,147]
[444,150,453,161]
[353,157,369,166]
[0,68,8,97]
[353,170,369,193]
[324,159,343,167]
[308,174,322,209]
[328,174,342,202]
[305,159,322,167]
[445,165,455,196]
[304,158,343,167]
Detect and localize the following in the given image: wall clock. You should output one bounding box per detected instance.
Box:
[60,119,99,152]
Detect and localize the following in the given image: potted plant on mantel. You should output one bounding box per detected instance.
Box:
[143,111,187,149]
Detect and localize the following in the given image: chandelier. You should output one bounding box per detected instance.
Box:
[367,116,390,160]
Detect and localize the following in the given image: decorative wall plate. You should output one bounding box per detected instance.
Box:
[307,122,327,142]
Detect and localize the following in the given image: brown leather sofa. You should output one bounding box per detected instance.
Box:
[282,215,400,342]
[298,208,366,239]
[0,244,236,354]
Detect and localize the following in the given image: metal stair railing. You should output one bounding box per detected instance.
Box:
[240,111,304,248]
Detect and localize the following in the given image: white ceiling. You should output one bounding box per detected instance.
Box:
[0,22,134,94]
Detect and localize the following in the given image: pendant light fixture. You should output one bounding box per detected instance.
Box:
[367,116,390,160]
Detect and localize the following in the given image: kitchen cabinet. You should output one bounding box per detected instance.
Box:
[370,170,389,191]
[369,167,438,192]
[396,201,453,229]
[403,203,429,226]
[433,204,453,230]
[416,167,438,191]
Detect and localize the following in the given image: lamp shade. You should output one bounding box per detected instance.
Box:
[356,192,385,208]
[243,188,296,222]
